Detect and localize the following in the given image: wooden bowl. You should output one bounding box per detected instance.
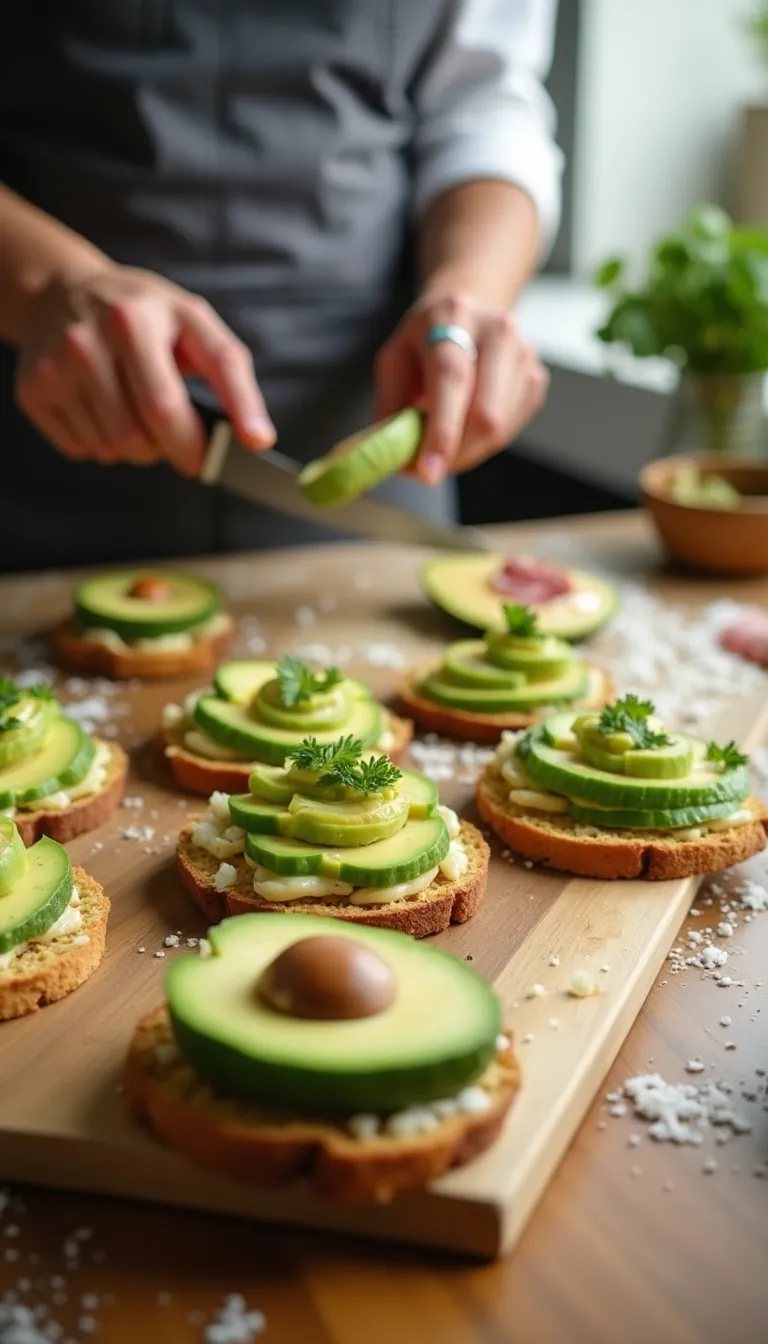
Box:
[640,454,768,576]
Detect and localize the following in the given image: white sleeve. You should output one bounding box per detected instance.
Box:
[412,0,564,256]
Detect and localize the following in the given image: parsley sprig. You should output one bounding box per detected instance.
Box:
[277,655,343,708]
[596,694,672,750]
[706,740,748,771]
[502,604,539,638]
[0,678,53,733]
[286,735,402,796]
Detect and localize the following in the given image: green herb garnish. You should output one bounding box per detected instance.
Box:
[286,734,402,795]
[502,604,539,638]
[706,740,749,770]
[0,677,53,732]
[597,695,672,749]
[277,655,344,708]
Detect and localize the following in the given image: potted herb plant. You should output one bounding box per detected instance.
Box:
[595,205,768,456]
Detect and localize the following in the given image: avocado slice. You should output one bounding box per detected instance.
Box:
[75,570,220,639]
[0,832,72,954]
[420,662,590,713]
[230,791,410,847]
[0,817,27,897]
[246,815,449,884]
[520,715,749,808]
[246,765,438,817]
[165,913,500,1112]
[422,554,618,641]
[297,409,423,507]
[0,718,95,809]
[193,695,383,765]
[0,695,57,770]
[214,660,372,708]
[254,679,351,733]
[567,797,743,830]
[484,633,574,682]
[441,641,526,690]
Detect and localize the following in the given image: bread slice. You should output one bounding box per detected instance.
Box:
[476,765,768,880]
[124,1002,519,1203]
[52,613,234,680]
[176,819,489,936]
[12,740,128,846]
[398,667,613,743]
[0,868,110,1021]
[161,711,414,796]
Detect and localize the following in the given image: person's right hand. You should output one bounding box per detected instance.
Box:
[15,264,275,475]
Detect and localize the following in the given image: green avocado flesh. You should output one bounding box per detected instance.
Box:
[0,818,27,897]
[165,914,500,1112]
[519,713,749,810]
[255,679,350,732]
[441,641,526,690]
[246,815,449,885]
[230,765,437,847]
[0,833,72,955]
[422,555,618,641]
[578,733,694,779]
[420,661,590,713]
[298,408,424,507]
[241,765,437,821]
[194,694,383,766]
[0,718,95,809]
[75,570,220,639]
[485,633,574,682]
[0,697,57,770]
[567,797,744,830]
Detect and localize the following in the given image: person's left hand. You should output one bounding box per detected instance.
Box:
[375,291,549,485]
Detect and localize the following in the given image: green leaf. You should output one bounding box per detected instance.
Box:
[277,655,343,707]
[502,603,539,637]
[705,740,749,770]
[595,257,624,288]
[323,754,402,796]
[0,678,22,718]
[597,695,672,750]
[285,734,363,775]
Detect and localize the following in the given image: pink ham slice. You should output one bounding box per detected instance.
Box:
[721,608,768,668]
[490,556,574,606]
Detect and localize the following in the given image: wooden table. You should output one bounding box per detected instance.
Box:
[0,511,766,1344]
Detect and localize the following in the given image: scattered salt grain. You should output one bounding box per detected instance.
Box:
[154,951,166,960]
[122,797,144,810]
[548,956,560,967]
[719,1016,732,1028]
[164,934,180,948]
[122,825,155,843]
[522,1032,535,1044]
[527,983,546,999]
[702,1157,718,1174]
[619,1073,752,1144]
[717,922,734,938]
[202,1294,266,1343]
[568,969,597,998]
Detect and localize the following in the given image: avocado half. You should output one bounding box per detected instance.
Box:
[166,914,500,1113]
[298,409,424,507]
[421,554,618,642]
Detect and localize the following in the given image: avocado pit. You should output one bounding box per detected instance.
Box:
[257,935,397,1020]
[128,574,173,603]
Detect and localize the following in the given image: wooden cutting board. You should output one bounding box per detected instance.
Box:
[0,547,766,1261]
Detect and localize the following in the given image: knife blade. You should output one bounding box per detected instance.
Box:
[200,421,493,552]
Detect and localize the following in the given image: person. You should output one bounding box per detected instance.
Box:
[0,1,562,572]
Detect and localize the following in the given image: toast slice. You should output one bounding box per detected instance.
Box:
[176,818,489,937]
[124,1002,519,1203]
[476,765,768,880]
[52,613,235,680]
[0,868,110,1021]
[161,711,414,796]
[398,667,613,743]
[13,739,128,846]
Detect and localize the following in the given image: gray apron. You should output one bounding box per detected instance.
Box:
[0,1,455,572]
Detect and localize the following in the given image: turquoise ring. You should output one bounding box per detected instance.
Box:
[423,323,478,361]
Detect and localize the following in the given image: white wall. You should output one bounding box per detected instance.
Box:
[572,0,766,276]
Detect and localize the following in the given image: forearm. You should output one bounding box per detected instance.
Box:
[0,186,108,345]
[419,180,540,309]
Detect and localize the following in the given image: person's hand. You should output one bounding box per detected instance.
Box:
[375,291,549,485]
[15,264,275,476]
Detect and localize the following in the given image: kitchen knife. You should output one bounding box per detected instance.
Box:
[200,420,493,552]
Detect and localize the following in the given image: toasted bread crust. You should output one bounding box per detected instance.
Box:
[13,740,127,846]
[161,711,414,796]
[176,818,489,935]
[397,667,613,743]
[124,1003,520,1203]
[52,614,234,680]
[476,767,768,880]
[0,869,110,1021]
